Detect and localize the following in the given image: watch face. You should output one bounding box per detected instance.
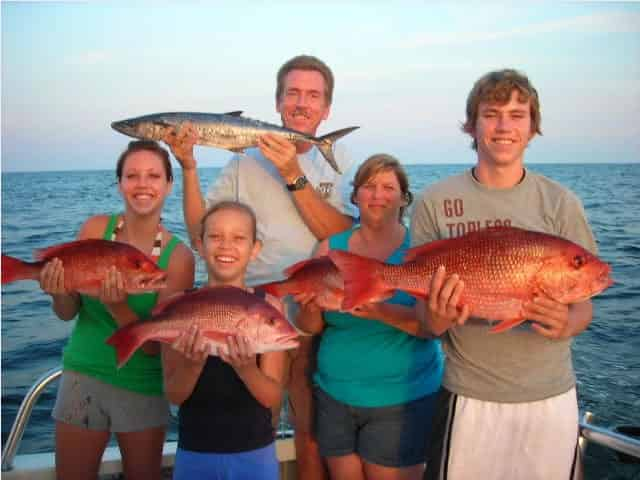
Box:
[288,175,308,191]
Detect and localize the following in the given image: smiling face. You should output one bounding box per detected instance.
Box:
[354,169,407,225]
[276,69,330,136]
[471,89,536,169]
[201,207,261,288]
[118,150,172,216]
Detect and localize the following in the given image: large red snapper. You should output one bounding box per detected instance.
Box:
[1,239,167,295]
[256,256,345,310]
[328,226,613,333]
[106,285,300,368]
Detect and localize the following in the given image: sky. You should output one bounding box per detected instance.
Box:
[2,2,639,172]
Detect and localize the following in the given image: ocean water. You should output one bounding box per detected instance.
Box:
[1,164,639,479]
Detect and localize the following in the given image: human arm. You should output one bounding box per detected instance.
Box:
[162,123,208,249]
[525,297,592,340]
[220,335,286,408]
[161,325,209,405]
[258,134,352,240]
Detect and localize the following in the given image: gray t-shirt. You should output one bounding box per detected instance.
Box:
[206,144,358,287]
[410,168,597,402]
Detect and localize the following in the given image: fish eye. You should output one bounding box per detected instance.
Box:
[268,317,276,326]
[572,255,585,269]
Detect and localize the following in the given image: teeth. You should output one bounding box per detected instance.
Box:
[494,139,514,144]
[216,256,236,263]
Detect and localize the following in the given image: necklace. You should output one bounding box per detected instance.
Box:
[111,216,163,261]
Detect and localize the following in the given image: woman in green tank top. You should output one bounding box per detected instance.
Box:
[38,141,195,480]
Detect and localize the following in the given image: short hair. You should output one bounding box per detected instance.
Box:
[463,69,542,150]
[276,55,335,105]
[200,201,258,242]
[116,140,173,182]
[350,154,413,222]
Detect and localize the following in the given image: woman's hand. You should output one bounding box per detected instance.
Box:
[39,258,69,296]
[170,324,211,364]
[98,266,128,305]
[220,334,257,374]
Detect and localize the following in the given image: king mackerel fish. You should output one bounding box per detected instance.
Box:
[111,111,359,174]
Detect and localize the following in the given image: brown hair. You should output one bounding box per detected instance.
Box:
[350,154,413,221]
[116,140,173,182]
[276,55,334,105]
[200,201,258,242]
[463,69,542,150]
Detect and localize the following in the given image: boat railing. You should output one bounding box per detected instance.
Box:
[2,367,62,472]
[3,368,639,473]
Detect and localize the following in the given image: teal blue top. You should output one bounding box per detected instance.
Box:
[314,227,444,407]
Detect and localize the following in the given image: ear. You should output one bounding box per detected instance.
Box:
[250,239,262,261]
[321,103,331,121]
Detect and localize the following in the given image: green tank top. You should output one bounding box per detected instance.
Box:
[62,214,182,396]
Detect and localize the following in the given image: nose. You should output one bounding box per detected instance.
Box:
[495,114,510,131]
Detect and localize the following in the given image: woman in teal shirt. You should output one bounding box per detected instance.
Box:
[39,141,195,480]
[297,154,444,480]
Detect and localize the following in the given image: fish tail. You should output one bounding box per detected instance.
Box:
[328,249,391,310]
[315,127,359,174]
[1,255,41,284]
[106,324,153,368]
[255,281,289,298]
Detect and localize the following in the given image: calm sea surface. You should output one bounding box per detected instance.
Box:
[2,164,639,478]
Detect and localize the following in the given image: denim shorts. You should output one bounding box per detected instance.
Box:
[314,386,437,467]
[52,370,169,432]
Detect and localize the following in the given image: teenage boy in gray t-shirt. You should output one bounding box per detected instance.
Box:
[412,69,597,480]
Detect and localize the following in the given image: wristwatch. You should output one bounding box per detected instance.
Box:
[286,175,309,192]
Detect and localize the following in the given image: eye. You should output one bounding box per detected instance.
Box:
[572,255,585,269]
[268,317,276,326]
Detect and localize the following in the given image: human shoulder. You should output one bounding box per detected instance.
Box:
[525,170,584,210]
[77,214,112,240]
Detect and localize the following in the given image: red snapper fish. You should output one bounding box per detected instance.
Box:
[1,239,167,295]
[256,256,345,310]
[106,285,300,367]
[328,226,613,333]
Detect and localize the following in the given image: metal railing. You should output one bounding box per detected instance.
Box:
[2,367,639,472]
[1,367,62,472]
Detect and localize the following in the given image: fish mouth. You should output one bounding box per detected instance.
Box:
[128,272,168,293]
[111,120,138,138]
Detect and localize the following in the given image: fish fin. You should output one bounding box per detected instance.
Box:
[201,331,230,345]
[283,257,319,277]
[1,254,42,283]
[229,148,245,153]
[223,111,243,117]
[315,126,359,174]
[404,239,451,261]
[33,239,95,261]
[106,324,153,368]
[489,317,527,334]
[151,289,193,316]
[327,249,391,310]
[254,281,288,298]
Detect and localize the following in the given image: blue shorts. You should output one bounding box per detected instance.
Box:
[314,386,437,467]
[173,443,278,480]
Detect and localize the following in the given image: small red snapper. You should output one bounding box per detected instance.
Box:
[1,239,167,295]
[328,226,613,333]
[106,285,300,367]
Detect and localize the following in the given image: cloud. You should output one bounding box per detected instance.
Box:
[404,11,640,48]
